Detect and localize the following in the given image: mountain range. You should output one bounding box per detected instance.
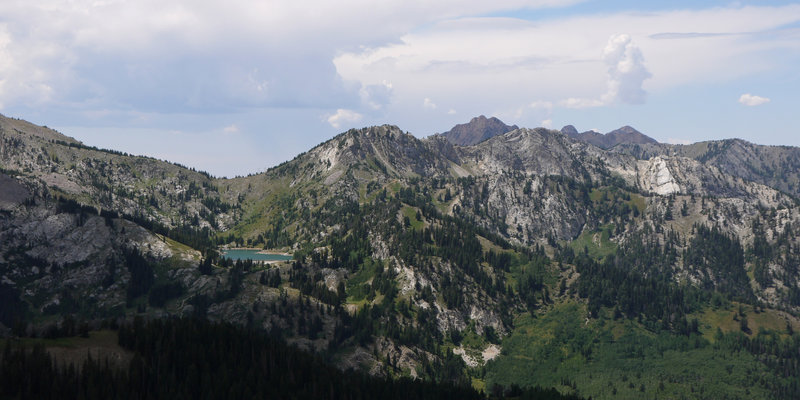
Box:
[2,113,800,399]
[560,125,658,149]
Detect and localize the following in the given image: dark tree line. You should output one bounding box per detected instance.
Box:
[569,231,705,335]
[123,247,155,302]
[0,318,490,400]
[683,224,753,301]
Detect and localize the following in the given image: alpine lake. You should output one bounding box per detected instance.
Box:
[220,249,292,262]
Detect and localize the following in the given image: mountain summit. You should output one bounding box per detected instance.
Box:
[440,115,518,146]
[561,124,657,149]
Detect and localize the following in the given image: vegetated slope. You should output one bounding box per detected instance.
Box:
[3,115,800,399]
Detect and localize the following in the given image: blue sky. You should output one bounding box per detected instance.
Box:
[1,1,799,177]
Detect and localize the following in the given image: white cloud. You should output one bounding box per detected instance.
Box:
[447,108,457,114]
[601,33,651,104]
[327,108,363,129]
[557,33,651,108]
[423,97,437,109]
[223,124,239,134]
[541,119,553,128]
[739,93,770,106]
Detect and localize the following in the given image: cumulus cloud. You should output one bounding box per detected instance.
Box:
[559,34,651,108]
[541,119,553,128]
[327,108,363,129]
[739,93,770,106]
[601,33,652,104]
[423,98,437,109]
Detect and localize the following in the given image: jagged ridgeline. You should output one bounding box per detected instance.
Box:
[2,114,800,399]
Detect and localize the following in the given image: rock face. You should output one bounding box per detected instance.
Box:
[611,138,800,199]
[0,174,30,209]
[462,128,598,179]
[561,125,658,149]
[440,115,519,146]
[639,157,681,195]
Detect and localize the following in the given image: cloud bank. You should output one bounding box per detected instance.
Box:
[335,5,800,128]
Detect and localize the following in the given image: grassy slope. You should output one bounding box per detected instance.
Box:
[485,301,777,400]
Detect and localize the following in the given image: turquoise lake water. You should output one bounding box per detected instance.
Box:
[221,249,292,261]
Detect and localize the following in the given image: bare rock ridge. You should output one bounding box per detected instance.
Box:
[561,124,657,149]
[439,115,518,146]
[610,138,800,199]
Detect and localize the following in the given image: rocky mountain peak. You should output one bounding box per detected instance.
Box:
[440,115,519,146]
[613,125,639,135]
[560,125,579,137]
[560,124,657,149]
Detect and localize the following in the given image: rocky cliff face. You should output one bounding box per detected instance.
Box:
[612,138,800,198]
[0,174,201,320]
[459,128,599,180]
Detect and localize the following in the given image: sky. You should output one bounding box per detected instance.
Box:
[1,0,799,177]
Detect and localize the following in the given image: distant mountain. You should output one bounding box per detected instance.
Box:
[440,115,518,146]
[561,125,657,149]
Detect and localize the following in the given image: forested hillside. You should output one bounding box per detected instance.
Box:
[2,318,577,400]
